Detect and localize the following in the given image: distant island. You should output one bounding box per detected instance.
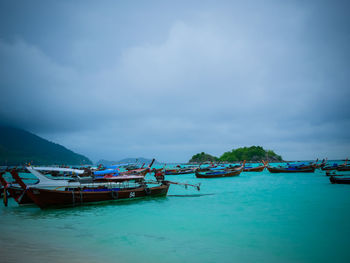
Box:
[189,146,283,163]
[0,126,92,166]
[96,157,160,166]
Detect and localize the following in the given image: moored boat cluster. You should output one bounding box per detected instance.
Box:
[0,159,200,209]
[1,158,349,209]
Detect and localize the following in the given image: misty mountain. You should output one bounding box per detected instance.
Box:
[0,126,92,166]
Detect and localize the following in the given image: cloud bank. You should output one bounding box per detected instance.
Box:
[1,0,349,162]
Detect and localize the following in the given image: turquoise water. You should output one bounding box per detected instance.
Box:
[1,166,350,263]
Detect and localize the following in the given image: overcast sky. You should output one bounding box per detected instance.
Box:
[0,0,349,162]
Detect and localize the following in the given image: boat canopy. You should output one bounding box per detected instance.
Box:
[94,169,119,176]
[26,167,67,186]
[208,166,227,170]
[286,162,311,167]
[31,166,85,174]
[105,163,134,169]
[94,175,144,181]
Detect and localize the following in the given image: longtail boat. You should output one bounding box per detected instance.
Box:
[164,167,196,175]
[4,166,144,206]
[243,161,267,172]
[6,163,200,209]
[266,166,315,173]
[321,164,339,171]
[283,161,317,170]
[329,176,350,184]
[322,159,348,171]
[195,161,245,178]
[125,162,143,171]
[337,165,350,171]
[120,159,155,176]
[196,164,236,173]
[11,169,170,209]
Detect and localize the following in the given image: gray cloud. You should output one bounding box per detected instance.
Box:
[1,0,349,162]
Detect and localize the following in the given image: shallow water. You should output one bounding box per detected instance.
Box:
[1,166,350,263]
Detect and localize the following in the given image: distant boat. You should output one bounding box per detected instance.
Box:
[164,167,196,175]
[322,158,349,171]
[329,176,350,184]
[243,161,267,172]
[266,166,315,173]
[120,158,156,176]
[321,164,339,171]
[196,164,238,173]
[336,165,350,171]
[195,161,245,178]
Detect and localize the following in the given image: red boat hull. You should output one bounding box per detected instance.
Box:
[267,166,315,173]
[26,184,170,209]
[243,166,265,172]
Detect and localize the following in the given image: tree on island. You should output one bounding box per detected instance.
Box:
[189,146,283,163]
[219,146,282,162]
[189,152,219,163]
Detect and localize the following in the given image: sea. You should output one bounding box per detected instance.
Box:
[1,163,350,263]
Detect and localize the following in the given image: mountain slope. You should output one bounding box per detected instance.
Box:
[0,126,92,165]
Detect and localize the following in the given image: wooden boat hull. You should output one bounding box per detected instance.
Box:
[195,168,243,178]
[321,166,338,171]
[329,176,350,184]
[165,169,194,175]
[337,166,350,171]
[25,184,170,209]
[267,166,315,173]
[243,166,265,172]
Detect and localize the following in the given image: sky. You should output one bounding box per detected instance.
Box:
[0,0,349,163]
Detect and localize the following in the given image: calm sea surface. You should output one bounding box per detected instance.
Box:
[1,164,350,263]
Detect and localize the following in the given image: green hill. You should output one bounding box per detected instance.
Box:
[0,126,92,166]
[189,146,283,163]
[189,152,219,163]
[219,146,282,162]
